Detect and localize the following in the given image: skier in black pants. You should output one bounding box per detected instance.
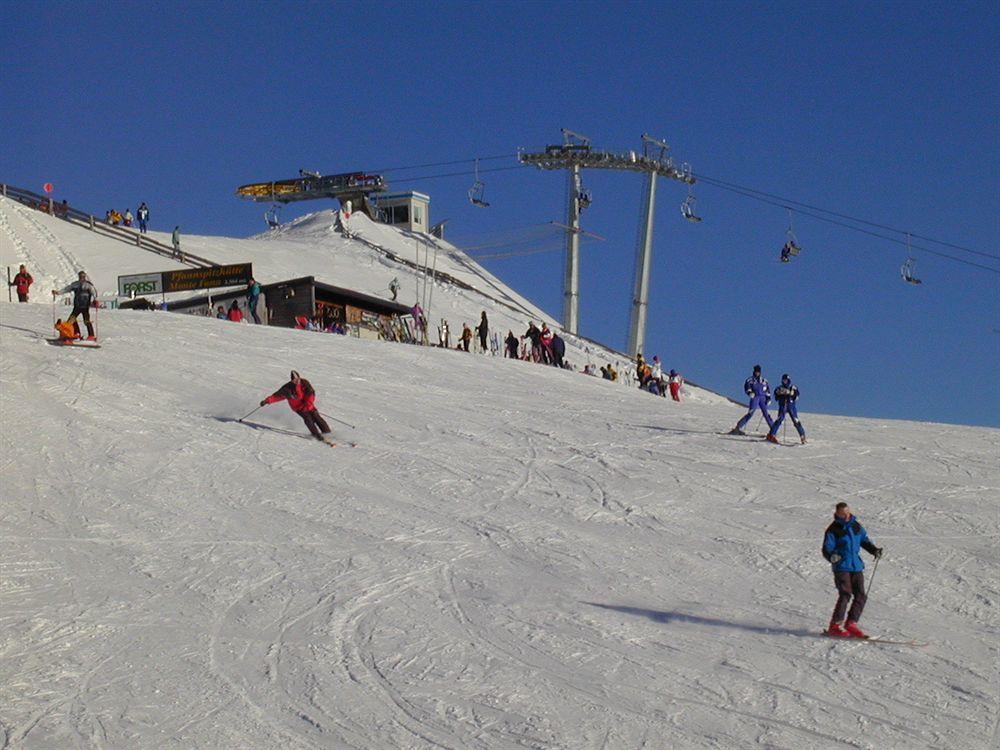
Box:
[476,311,489,353]
[260,371,332,441]
[52,271,98,340]
[822,502,882,638]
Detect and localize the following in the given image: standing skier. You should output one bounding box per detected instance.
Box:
[475,311,489,354]
[246,277,262,324]
[822,503,882,637]
[9,264,33,302]
[52,271,98,340]
[766,374,807,444]
[504,330,519,359]
[259,370,332,442]
[172,226,182,260]
[137,202,150,233]
[668,369,683,402]
[459,323,473,352]
[730,365,774,435]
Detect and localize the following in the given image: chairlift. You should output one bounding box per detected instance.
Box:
[264,204,281,229]
[780,208,802,262]
[577,187,592,211]
[469,158,490,207]
[680,188,702,222]
[900,234,922,284]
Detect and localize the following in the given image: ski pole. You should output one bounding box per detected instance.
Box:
[866,555,881,600]
[6,267,11,302]
[238,405,262,422]
[320,411,355,430]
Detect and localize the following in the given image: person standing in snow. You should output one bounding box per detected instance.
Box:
[539,323,554,364]
[172,226,182,260]
[504,330,519,358]
[411,303,426,343]
[52,271,98,340]
[245,277,262,324]
[730,364,774,435]
[766,373,807,444]
[137,202,150,233]
[822,502,882,637]
[475,311,489,354]
[389,277,400,301]
[523,322,542,362]
[259,370,332,441]
[9,264,33,302]
[551,333,566,368]
[123,208,133,227]
[459,323,473,352]
[227,300,243,322]
[668,369,683,402]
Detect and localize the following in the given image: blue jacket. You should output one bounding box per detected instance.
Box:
[822,515,878,573]
[774,383,799,406]
[744,375,770,401]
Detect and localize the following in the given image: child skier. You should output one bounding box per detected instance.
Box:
[259,371,332,442]
[766,374,807,444]
[822,503,882,638]
[730,365,774,435]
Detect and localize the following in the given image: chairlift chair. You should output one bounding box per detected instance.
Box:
[900,257,922,285]
[680,189,702,222]
[264,204,281,229]
[577,187,592,211]
[780,209,802,262]
[469,158,490,207]
[900,234,921,284]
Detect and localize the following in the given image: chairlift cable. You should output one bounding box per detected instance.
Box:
[693,172,998,261]
[696,180,1000,275]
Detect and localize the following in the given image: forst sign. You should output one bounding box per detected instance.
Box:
[118,272,164,297]
[118,264,253,298]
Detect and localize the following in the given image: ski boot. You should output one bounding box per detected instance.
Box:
[845,621,868,638]
[765,434,779,444]
[728,427,746,436]
[826,621,849,637]
[800,436,808,445]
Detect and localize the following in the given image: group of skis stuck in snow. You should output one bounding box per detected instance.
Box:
[20,269,899,641]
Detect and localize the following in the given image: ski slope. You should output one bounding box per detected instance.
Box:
[1,195,724,404]
[1,301,997,750]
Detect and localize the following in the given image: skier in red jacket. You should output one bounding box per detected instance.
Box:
[259,370,331,441]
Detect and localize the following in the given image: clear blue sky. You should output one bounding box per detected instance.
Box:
[4,1,998,427]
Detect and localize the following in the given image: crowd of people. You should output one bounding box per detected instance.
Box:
[104,202,151,233]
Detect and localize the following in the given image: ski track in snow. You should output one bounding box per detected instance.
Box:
[1,206,998,749]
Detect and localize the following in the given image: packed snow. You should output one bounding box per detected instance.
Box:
[1,197,998,750]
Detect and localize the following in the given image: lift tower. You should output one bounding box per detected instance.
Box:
[519,131,694,355]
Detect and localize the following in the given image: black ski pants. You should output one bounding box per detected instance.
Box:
[298,409,330,440]
[68,304,95,338]
[832,571,867,623]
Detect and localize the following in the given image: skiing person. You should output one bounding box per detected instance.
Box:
[668,369,683,402]
[539,323,554,364]
[730,364,774,435]
[766,373,807,444]
[475,311,489,354]
[259,370,332,442]
[388,277,400,301]
[53,318,78,342]
[822,502,883,638]
[245,277,262,324]
[137,202,150,233]
[172,226,182,260]
[9,264,33,302]
[52,271,98,340]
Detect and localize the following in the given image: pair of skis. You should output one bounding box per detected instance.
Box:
[237,419,356,448]
[47,338,101,349]
[821,631,927,647]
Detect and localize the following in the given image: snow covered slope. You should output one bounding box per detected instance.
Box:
[1,302,997,749]
[1,196,728,405]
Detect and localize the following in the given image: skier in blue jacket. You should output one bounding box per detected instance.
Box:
[766,374,807,444]
[730,365,774,435]
[822,503,882,637]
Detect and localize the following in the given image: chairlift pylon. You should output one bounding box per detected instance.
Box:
[469,158,490,207]
[780,208,802,262]
[900,233,922,284]
[680,187,702,223]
